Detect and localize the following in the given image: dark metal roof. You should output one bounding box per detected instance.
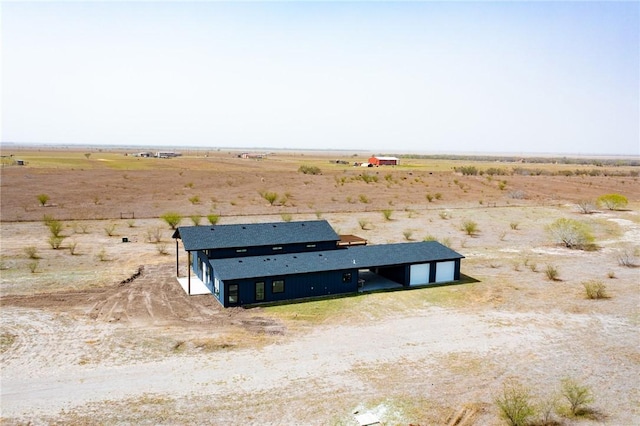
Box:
[173,220,339,251]
[210,241,464,281]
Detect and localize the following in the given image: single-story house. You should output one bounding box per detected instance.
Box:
[173,220,464,307]
[369,156,399,166]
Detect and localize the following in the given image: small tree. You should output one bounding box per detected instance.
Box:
[546,218,594,249]
[597,193,628,211]
[161,212,182,229]
[561,378,594,416]
[207,214,220,225]
[495,380,536,426]
[37,194,50,207]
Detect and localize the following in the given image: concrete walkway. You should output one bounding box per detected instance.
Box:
[176,276,211,295]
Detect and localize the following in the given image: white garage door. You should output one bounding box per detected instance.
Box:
[409,263,430,286]
[435,261,455,283]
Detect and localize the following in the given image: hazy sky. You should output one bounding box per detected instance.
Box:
[2,1,638,155]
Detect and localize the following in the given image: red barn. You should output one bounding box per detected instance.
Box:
[368,156,399,166]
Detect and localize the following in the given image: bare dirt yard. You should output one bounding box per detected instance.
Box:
[1,148,639,425]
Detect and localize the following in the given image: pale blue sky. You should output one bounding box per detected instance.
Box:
[2,1,638,155]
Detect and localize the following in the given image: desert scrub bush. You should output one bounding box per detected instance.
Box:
[439,211,450,220]
[358,194,370,204]
[560,377,594,416]
[126,219,136,228]
[43,215,64,237]
[298,164,322,175]
[546,218,594,249]
[382,209,393,221]
[434,192,442,200]
[426,193,434,202]
[27,261,39,273]
[596,193,628,210]
[461,220,479,236]
[280,213,293,222]
[576,200,596,214]
[358,219,370,230]
[68,240,78,255]
[188,195,200,205]
[544,264,559,281]
[104,223,117,236]
[24,246,40,259]
[454,165,479,176]
[260,191,278,206]
[607,270,616,279]
[161,212,182,229]
[583,280,608,299]
[207,214,220,225]
[509,222,519,230]
[156,242,169,255]
[498,180,507,190]
[403,230,413,241]
[616,246,638,267]
[96,248,109,262]
[360,172,378,183]
[48,236,65,250]
[37,193,50,206]
[190,215,202,225]
[146,227,163,243]
[494,380,536,426]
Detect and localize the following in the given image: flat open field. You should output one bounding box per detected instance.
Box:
[1,148,639,425]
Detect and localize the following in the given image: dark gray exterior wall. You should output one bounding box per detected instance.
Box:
[219,269,359,307]
[205,240,338,260]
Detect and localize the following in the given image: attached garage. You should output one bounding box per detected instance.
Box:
[435,261,456,283]
[409,263,430,286]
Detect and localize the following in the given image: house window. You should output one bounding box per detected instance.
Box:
[214,277,220,296]
[228,284,238,304]
[342,272,352,283]
[306,244,316,248]
[255,281,265,301]
[272,246,283,251]
[272,279,285,294]
[236,248,247,253]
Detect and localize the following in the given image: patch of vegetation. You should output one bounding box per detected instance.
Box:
[546,218,594,249]
[260,191,278,206]
[583,280,608,299]
[596,193,628,211]
[161,212,182,229]
[560,377,594,417]
[24,246,40,259]
[577,200,596,214]
[382,209,393,221]
[207,214,220,225]
[190,215,202,225]
[494,380,536,426]
[104,223,117,236]
[545,264,559,281]
[188,195,200,205]
[462,220,479,236]
[298,164,322,175]
[281,213,293,222]
[37,193,50,206]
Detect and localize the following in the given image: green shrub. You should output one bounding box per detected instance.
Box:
[583,280,607,299]
[495,380,536,426]
[298,165,322,175]
[546,218,594,249]
[545,264,559,281]
[596,193,628,210]
[188,195,200,205]
[462,220,479,236]
[207,214,220,225]
[260,191,278,206]
[48,236,64,249]
[358,219,369,230]
[28,261,39,273]
[382,209,393,221]
[161,212,182,229]
[44,216,64,237]
[24,246,39,259]
[359,194,370,204]
[403,230,413,241]
[37,194,50,206]
[190,215,202,225]
[561,378,594,416]
[510,222,519,230]
[281,213,292,222]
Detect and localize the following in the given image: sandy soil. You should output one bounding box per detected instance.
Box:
[1,151,639,425]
